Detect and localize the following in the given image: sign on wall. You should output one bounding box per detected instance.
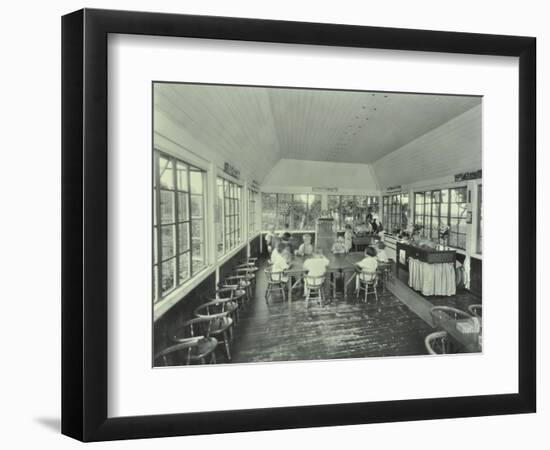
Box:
[455,169,482,182]
[223,162,240,179]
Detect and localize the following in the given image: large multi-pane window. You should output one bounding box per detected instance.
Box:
[153,152,206,303]
[382,193,409,233]
[261,193,321,230]
[217,178,243,255]
[327,195,379,229]
[413,187,467,249]
[477,185,482,254]
[248,189,258,236]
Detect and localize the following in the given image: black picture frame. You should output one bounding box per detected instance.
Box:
[61,8,536,442]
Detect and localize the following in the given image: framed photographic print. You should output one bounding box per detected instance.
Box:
[61,8,536,442]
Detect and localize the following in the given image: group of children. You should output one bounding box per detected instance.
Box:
[265,224,391,294]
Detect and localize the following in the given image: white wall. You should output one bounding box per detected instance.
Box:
[2,1,546,450]
[262,158,380,193]
[373,104,482,188]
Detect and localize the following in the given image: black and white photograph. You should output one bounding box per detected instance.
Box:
[1,0,544,447]
[152,83,483,366]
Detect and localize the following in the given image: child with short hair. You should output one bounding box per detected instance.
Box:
[331,236,347,254]
[271,241,290,283]
[296,233,314,256]
[355,246,378,290]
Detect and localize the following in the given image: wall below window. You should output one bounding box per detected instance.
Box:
[154,237,263,356]
[153,272,216,356]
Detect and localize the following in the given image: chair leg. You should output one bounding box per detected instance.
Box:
[265,285,271,304]
[224,331,232,361]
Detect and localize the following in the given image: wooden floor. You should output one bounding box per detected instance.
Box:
[224,260,433,364]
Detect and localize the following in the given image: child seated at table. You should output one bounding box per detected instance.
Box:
[281,232,294,255]
[376,241,389,263]
[296,233,314,256]
[271,242,290,283]
[355,246,378,290]
[303,249,330,296]
[331,236,347,254]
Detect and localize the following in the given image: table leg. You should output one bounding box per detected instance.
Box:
[345,273,356,300]
[288,276,292,303]
[333,271,337,300]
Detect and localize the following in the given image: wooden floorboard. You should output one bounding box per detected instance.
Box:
[226,260,433,364]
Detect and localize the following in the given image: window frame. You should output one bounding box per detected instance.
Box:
[412,186,468,249]
[326,195,379,230]
[153,151,208,303]
[218,176,244,256]
[382,193,408,233]
[248,188,259,237]
[261,192,322,231]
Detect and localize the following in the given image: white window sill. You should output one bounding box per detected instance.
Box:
[153,265,215,322]
[217,241,248,266]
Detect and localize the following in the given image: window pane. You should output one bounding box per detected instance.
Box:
[161,258,176,294]
[176,162,188,191]
[457,233,466,249]
[308,195,322,228]
[178,223,189,253]
[160,190,175,224]
[189,170,203,194]
[192,243,205,273]
[177,193,188,221]
[159,156,174,189]
[262,193,277,229]
[178,253,190,284]
[451,187,467,203]
[161,225,176,259]
[292,194,308,230]
[440,202,449,219]
[192,220,203,241]
[190,195,203,218]
[277,194,292,228]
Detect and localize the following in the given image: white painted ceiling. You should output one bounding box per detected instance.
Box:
[155,83,480,168]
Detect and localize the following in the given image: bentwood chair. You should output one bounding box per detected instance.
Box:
[234,265,259,288]
[468,304,482,318]
[424,331,451,355]
[264,268,287,304]
[172,316,231,364]
[222,274,254,306]
[193,303,235,361]
[212,286,247,319]
[304,275,326,308]
[154,338,218,366]
[356,269,378,303]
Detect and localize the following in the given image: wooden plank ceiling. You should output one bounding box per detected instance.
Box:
[155,83,480,182]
